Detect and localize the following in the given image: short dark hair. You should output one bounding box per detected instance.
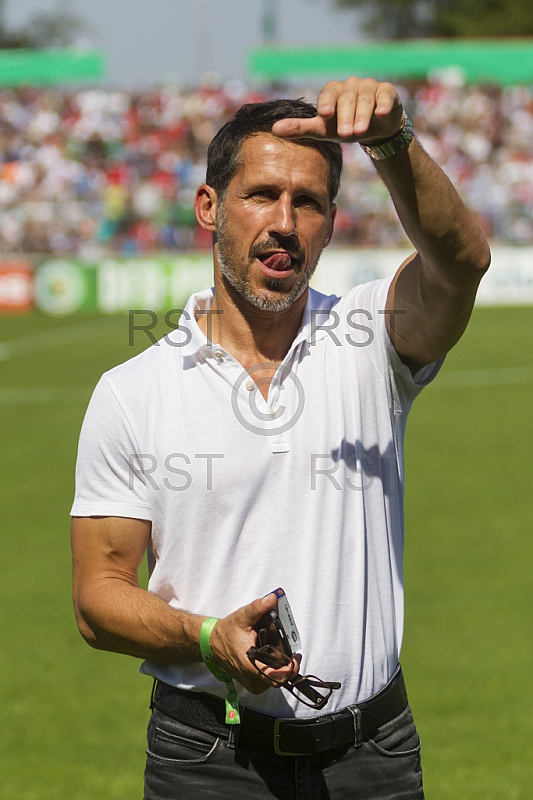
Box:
[206,98,343,204]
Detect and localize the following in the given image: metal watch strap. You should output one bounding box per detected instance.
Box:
[359,113,414,161]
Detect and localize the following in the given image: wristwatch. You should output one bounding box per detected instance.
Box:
[359,113,414,161]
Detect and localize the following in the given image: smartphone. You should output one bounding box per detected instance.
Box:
[255,587,302,656]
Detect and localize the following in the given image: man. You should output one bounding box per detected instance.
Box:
[71,78,490,799]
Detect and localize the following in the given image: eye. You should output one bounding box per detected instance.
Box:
[246,187,276,200]
[295,195,322,210]
[249,189,276,201]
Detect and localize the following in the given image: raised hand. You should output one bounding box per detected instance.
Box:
[272,77,404,145]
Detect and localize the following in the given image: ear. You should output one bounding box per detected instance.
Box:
[195,184,218,231]
[324,204,337,248]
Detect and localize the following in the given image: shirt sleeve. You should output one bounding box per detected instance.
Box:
[338,275,444,410]
[70,374,152,520]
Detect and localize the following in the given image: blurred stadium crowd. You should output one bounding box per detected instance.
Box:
[1,76,532,255]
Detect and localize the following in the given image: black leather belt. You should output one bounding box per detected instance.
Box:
[152,666,408,757]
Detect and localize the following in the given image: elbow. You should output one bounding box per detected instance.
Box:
[73,597,109,651]
[472,238,491,274]
[469,220,491,273]
[75,615,100,649]
[453,238,491,284]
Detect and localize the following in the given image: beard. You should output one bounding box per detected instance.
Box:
[216,205,326,313]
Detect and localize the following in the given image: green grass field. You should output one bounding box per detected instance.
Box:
[1,305,532,799]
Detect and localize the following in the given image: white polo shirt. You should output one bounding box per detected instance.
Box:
[71,275,442,718]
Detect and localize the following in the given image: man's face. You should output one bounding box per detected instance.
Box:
[215,133,335,312]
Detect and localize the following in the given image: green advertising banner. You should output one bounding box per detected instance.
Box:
[33,255,213,316]
[6,248,533,316]
[0,49,105,87]
[249,38,533,85]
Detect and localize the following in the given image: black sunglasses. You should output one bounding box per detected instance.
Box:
[246,644,341,710]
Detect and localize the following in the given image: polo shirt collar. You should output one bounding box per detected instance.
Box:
[168,286,334,358]
[167,288,216,357]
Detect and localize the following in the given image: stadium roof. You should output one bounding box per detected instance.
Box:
[0,49,105,87]
[249,38,533,85]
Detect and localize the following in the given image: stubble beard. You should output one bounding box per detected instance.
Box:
[216,204,326,313]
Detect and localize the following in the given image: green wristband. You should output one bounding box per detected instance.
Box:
[199,617,232,681]
[199,617,240,725]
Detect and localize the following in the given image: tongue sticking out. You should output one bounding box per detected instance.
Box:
[261,253,292,271]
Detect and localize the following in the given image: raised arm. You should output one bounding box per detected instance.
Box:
[273,77,491,372]
[71,515,290,692]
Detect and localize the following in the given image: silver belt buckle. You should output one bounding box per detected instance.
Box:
[273,718,306,756]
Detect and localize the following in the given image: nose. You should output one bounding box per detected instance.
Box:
[269,194,297,238]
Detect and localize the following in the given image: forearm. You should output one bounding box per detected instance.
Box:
[75,578,205,664]
[70,517,286,691]
[75,579,290,694]
[374,137,490,280]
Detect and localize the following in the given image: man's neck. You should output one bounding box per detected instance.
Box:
[196,277,308,370]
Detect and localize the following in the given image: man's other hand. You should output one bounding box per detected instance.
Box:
[209,593,300,695]
[272,77,404,145]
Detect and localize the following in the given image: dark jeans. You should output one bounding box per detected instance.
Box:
[143,699,424,799]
